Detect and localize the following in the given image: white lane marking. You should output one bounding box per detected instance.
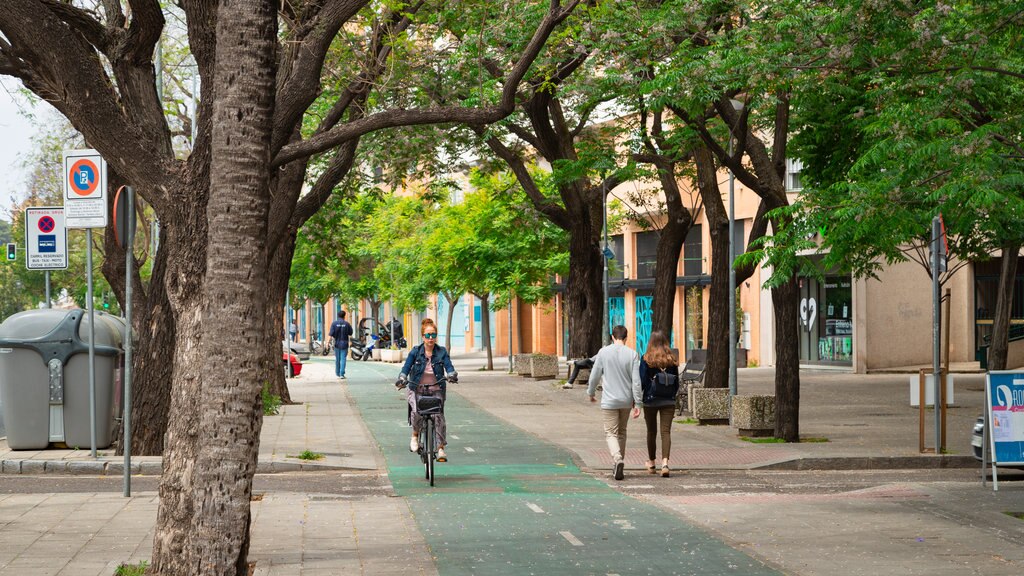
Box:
[613,519,636,530]
[560,531,584,546]
[465,447,475,453]
[525,502,545,514]
[620,485,654,489]
[450,434,460,440]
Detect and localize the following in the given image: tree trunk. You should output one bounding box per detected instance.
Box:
[651,233,687,339]
[566,226,604,358]
[443,292,457,351]
[989,244,1019,371]
[265,236,298,404]
[696,147,729,389]
[772,275,801,442]
[151,3,277,573]
[478,293,493,370]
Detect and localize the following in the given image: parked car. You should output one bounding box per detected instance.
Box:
[282,339,311,360]
[283,351,303,378]
[972,416,984,461]
[972,415,1023,469]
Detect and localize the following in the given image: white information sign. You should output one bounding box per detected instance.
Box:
[63,149,108,228]
[25,207,68,270]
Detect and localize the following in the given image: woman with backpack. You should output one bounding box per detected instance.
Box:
[639,330,680,477]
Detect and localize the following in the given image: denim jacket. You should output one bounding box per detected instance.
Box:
[400,343,457,393]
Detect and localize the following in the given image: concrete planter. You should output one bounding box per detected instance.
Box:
[529,354,558,379]
[380,349,402,363]
[371,348,382,361]
[732,394,775,437]
[514,353,532,376]
[690,387,730,424]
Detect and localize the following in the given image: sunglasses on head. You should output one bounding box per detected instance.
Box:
[423,332,437,338]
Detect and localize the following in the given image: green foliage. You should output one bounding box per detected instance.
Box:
[294,450,324,461]
[261,383,282,416]
[114,561,148,576]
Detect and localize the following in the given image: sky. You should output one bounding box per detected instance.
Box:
[0,78,42,223]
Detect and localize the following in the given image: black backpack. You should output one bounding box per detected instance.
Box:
[650,368,679,400]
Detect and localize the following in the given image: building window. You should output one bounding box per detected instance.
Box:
[609,234,625,281]
[683,225,703,276]
[636,231,658,279]
[786,158,803,191]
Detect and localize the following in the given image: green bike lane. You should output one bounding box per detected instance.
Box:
[344,360,781,576]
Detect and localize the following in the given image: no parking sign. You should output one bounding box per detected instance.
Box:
[63,149,108,228]
[25,206,68,270]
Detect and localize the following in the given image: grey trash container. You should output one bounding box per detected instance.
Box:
[0,309,123,450]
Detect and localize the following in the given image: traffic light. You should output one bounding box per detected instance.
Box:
[5,243,15,261]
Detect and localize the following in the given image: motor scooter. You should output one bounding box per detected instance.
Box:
[349,333,380,361]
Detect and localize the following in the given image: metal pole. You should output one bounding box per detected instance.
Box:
[86,228,97,458]
[932,216,941,453]
[286,291,292,376]
[508,293,513,373]
[123,188,135,496]
[602,187,610,347]
[45,270,51,308]
[728,136,737,399]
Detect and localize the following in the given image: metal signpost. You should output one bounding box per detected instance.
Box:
[114,186,136,496]
[63,149,108,459]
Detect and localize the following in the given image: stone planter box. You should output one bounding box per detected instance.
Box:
[690,387,730,425]
[380,349,402,363]
[514,353,532,376]
[371,348,382,361]
[529,354,558,380]
[732,394,775,437]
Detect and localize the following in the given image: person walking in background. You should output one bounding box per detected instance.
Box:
[587,325,642,481]
[288,320,298,342]
[329,310,354,380]
[639,330,679,478]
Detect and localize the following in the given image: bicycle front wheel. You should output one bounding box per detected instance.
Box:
[425,419,435,486]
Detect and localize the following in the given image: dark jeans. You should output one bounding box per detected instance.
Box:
[567,358,594,385]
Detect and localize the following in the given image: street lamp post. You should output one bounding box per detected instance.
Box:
[727,98,743,401]
[728,134,737,399]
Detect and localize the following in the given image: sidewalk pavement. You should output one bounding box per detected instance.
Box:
[1,353,988,475]
[0,354,1003,576]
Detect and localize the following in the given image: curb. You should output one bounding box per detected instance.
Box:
[0,458,353,476]
[757,455,979,471]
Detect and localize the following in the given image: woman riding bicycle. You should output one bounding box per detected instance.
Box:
[395,318,458,462]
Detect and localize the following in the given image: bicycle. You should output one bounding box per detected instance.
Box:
[310,335,333,356]
[397,375,454,486]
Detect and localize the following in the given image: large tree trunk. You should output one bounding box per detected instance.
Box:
[650,166,691,339]
[265,235,298,404]
[151,3,277,573]
[695,147,729,389]
[565,225,604,358]
[989,244,1020,371]
[773,274,801,442]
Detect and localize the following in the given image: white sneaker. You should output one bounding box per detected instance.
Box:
[409,437,419,452]
[437,448,447,462]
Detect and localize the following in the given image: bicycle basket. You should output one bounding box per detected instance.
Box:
[416,394,443,414]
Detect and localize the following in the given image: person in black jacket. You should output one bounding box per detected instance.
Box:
[639,330,679,477]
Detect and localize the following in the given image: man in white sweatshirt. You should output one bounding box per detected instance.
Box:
[587,325,642,480]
